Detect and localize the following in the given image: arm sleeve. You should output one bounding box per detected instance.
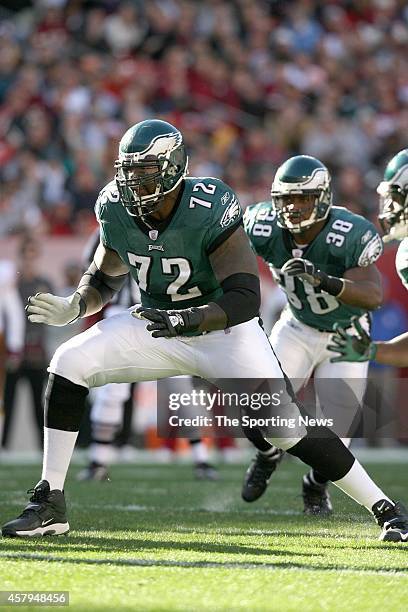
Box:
[215,273,261,327]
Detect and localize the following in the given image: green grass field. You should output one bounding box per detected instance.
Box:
[0,458,407,611]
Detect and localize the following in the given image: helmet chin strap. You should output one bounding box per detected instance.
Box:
[281,204,319,233]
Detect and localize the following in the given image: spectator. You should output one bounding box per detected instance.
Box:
[1,238,54,449]
[0,0,406,231]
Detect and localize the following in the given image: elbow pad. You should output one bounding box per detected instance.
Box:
[78,262,128,306]
[215,273,260,327]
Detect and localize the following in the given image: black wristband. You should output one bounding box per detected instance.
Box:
[316,271,345,297]
[182,308,204,332]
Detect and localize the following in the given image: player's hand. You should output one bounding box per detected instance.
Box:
[327,316,377,363]
[281,258,321,287]
[132,306,204,338]
[26,292,82,326]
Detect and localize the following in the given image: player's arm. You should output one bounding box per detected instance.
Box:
[26,242,129,326]
[373,334,408,367]
[327,317,408,367]
[200,224,260,331]
[135,226,260,337]
[337,264,383,310]
[281,260,383,310]
[76,242,129,316]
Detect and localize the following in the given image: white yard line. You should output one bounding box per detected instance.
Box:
[0,551,406,576]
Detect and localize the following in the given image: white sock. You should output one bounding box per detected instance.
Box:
[42,427,78,491]
[90,442,116,467]
[190,441,208,464]
[333,460,393,511]
[260,446,282,459]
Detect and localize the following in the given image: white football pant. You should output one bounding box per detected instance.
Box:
[49,311,307,450]
[270,308,369,439]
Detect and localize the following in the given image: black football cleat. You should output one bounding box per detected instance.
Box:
[372,499,408,542]
[76,461,110,482]
[194,462,219,481]
[241,449,283,502]
[302,476,333,516]
[2,480,69,538]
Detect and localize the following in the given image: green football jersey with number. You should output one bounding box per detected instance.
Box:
[396,238,408,290]
[244,203,383,331]
[95,177,242,310]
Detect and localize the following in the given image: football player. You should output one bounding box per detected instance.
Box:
[243,155,386,516]
[0,261,25,442]
[3,121,407,542]
[77,230,219,482]
[328,149,408,367]
[75,229,137,482]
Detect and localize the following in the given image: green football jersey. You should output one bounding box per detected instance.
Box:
[244,203,383,331]
[396,238,408,290]
[95,177,242,310]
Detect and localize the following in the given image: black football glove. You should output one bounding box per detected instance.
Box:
[281,258,321,287]
[132,306,204,338]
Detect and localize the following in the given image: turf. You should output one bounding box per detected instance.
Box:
[0,458,407,611]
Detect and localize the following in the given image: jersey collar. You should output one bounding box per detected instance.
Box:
[132,180,186,237]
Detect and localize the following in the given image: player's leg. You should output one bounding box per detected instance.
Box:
[242,314,315,502]
[1,311,197,537]
[27,366,46,448]
[160,376,218,480]
[77,382,132,481]
[188,379,218,480]
[1,365,21,449]
[196,319,408,541]
[272,317,340,515]
[189,439,218,480]
[301,353,369,514]
[0,330,5,445]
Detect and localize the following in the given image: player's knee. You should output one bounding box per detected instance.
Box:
[49,342,88,387]
[268,436,304,451]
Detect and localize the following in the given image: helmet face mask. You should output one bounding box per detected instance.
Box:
[377,149,408,242]
[271,156,332,233]
[378,185,408,241]
[273,190,327,233]
[115,120,188,218]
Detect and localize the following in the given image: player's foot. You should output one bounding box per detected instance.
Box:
[1,480,69,538]
[194,462,219,481]
[76,461,110,482]
[302,476,333,516]
[373,499,408,542]
[241,449,283,502]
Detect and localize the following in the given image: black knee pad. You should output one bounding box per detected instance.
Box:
[45,373,89,432]
[287,426,355,482]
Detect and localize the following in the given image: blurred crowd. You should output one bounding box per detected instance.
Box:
[1,0,407,238]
